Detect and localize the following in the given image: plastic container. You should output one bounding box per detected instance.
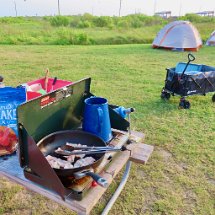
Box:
[0,87,26,156]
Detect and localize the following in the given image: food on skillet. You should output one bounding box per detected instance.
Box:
[46,155,74,169]
[66,143,85,147]
[46,155,96,169]
[74,157,96,168]
[46,142,96,169]
[65,154,75,163]
[66,142,88,159]
[55,142,88,159]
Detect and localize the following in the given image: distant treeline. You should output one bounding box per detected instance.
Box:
[46,13,215,28]
[46,14,168,28]
[0,14,214,45]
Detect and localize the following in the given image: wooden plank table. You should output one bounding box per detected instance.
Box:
[0,131,153,215]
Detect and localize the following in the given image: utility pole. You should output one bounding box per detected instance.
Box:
[14,0,17,17]
[119,0,122,17]
[179,0,182,17]
[153,0,157,15]
[58,0,61,15]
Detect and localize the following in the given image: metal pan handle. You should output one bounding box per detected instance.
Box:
[86,171,108,188]
[74,170,108,188]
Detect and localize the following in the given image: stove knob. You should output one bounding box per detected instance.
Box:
[92,181,98,187]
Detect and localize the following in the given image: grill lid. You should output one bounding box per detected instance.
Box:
[17,77,129,168]
[17,78,91,167]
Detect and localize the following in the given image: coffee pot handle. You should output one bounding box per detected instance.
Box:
[97,107,103,133]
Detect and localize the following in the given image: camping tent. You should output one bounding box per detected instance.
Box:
[152,21,202,51]
[206,31,215,46]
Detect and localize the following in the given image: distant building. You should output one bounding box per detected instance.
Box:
[196,11,214,17]
[155,11,171,19]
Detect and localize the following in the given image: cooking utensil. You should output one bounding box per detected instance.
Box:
[44,68,49,91]
[51,77,57,91]
[55,146,126,156]
[60,144,118,151]
[37,130,107,179]
[74,169,108,188]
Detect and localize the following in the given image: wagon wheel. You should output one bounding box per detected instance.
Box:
[161,91,171,100]
[184,100,191,109]
[212,94,215,102]
[178,100,185,109]
[178,99,190,109]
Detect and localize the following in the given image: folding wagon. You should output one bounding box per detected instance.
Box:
[161,54,215,109]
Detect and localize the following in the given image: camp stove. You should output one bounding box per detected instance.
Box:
[17,77,130,200]
[22,129,129,201]
[0,77,154,215]
[58,130,129,200]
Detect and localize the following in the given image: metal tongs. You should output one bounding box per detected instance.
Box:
[55,145,127,156]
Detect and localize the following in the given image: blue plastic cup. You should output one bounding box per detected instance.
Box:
[83,97,112,142]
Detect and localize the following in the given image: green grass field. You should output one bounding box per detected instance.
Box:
[0,14,214,45]
[0,44,215,215]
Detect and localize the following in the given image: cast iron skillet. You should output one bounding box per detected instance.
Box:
[37,130,108,187]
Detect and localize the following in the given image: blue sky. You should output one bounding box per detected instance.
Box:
[0,0,214,17]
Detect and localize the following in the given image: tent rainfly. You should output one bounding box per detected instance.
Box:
[206,31,215,46]
[152,21,202,51]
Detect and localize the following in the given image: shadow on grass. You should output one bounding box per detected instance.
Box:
[133,96,180,117]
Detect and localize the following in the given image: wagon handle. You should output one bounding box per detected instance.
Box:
[180,53,196,79]
[188,53,195,62]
